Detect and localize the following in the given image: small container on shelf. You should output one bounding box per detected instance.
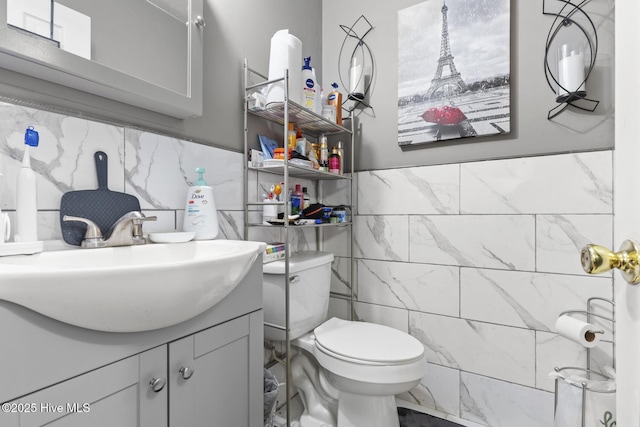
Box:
[332,208,347,223]
[264,242,286,263]
[274,148,292,160]
[295,126,307,156]
[287,123,296,150]
[328,147,341,174]
[319,136,329,172]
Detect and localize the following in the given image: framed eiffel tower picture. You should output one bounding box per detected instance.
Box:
[398,0,510,146]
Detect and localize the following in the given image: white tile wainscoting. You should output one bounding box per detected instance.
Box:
[326,151,615,427]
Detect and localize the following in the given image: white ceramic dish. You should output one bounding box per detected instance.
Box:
[148,231,195,244]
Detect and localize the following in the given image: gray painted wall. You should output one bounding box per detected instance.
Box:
[0,0,613,172]
[321,0,614,171]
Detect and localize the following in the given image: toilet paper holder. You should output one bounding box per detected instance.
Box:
[557,296,615,371]
[553,297,616,426]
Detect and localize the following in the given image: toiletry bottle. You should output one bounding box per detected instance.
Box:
[263,194,277,224]
[295,127,307,156]
[288,122,296,151]
[301,56,317,111]
[286,187,292,217]
[337,140,344,175]
[15,126,39,243]
[290,184,304,215]
[276,182,284,215]
[328,147,341,174]
[183,167,219,240]
[319,136,329,172]
[312,67,322,115]
[328,83,343,126]
[302,187,310,210]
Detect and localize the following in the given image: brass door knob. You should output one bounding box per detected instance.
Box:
[581,239,640,284]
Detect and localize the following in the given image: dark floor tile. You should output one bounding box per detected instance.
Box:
[398,407,464,427]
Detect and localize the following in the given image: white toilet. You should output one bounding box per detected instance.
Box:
[263,251,426,427]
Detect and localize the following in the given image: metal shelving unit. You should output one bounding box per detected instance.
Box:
[243,59,355,427]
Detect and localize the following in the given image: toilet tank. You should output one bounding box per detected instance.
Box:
[263,251,334,341]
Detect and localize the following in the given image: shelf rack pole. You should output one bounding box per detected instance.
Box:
[350,115,356,321]
[243,59,250,242]
[282,67,292,427]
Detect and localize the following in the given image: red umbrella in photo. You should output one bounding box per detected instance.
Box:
[421,105,467,125]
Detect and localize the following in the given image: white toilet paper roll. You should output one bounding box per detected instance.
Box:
[555,315,601,348]
[266,29,302,105]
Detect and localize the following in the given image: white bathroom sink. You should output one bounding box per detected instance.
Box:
[0,240,266,332]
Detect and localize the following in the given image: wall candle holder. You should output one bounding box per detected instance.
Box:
[338,15,374,113]
[543,0,599,120]
[556,42,587,103]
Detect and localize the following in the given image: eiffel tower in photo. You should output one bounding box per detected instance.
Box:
[425,1,468,99]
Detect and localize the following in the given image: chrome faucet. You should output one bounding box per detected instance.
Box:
[63,211,157,248]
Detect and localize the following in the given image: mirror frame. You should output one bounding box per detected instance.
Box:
[0,0,203,119]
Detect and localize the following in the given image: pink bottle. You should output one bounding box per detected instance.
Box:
[328,147,341,174]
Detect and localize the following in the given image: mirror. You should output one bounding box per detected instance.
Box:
[0,0,202,118]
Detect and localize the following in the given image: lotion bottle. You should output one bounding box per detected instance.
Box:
[328,82,343,125]
[15,126,39,243]
[301,56,317,111]
[183,167,219,240]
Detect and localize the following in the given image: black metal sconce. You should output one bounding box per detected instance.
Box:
[543,0,599,120]
[338,15,374,114]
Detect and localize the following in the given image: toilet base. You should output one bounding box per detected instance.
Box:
[337,392,400,427]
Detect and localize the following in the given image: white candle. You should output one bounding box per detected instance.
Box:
[557,44,586,101]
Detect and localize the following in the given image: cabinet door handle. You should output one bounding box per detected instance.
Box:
[149,377,166,392]
[179,366,195,380]
[194,16,206,28]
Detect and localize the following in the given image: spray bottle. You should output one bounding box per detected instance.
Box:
[15,126,39,243]
[183,167,219,240]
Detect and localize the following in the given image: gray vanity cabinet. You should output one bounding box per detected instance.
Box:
[7,312,262,427]
[0,258,264,427]
[6,345,166,427]
[169,314,262,427]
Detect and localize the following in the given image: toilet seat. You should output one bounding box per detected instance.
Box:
[314,318,424,365]
[297,318,426,388]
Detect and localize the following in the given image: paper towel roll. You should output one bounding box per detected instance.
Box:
[555,315,601,348]
[266,29,302,105]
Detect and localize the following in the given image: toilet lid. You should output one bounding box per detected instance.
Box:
[314,318,424,364]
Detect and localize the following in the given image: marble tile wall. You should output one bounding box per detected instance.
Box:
[0,101,306,249]
[349,151,615,426]
[0,102,249,242]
